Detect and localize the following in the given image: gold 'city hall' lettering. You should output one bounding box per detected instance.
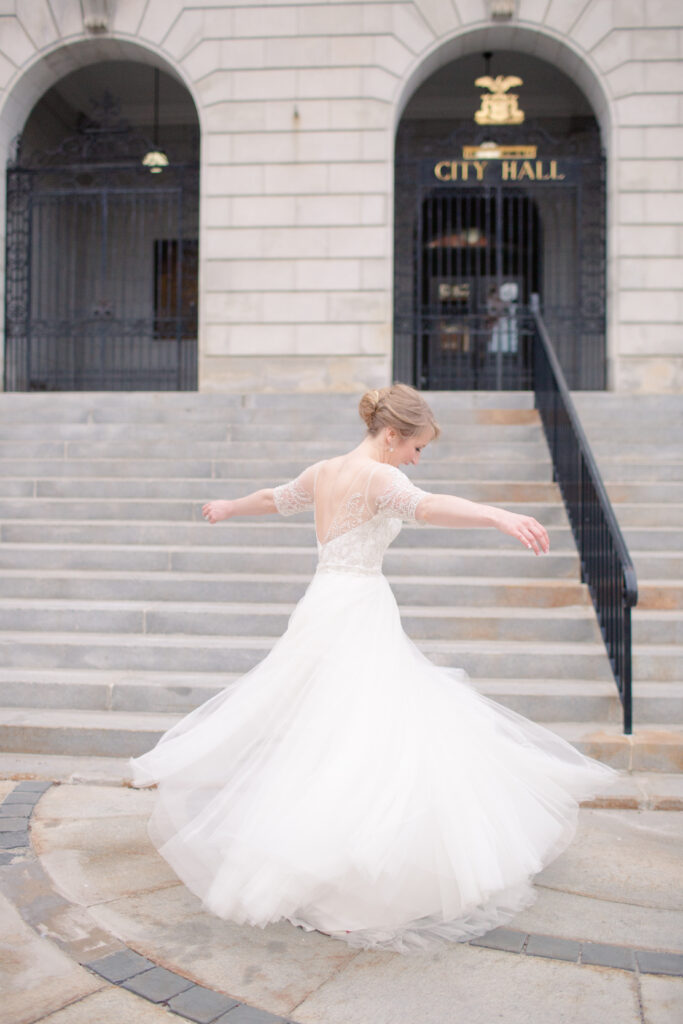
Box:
[434,159,565,182]
[434,161,489,181]
[501,160,565,181]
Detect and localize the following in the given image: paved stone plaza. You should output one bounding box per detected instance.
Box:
[0,771,681,1024]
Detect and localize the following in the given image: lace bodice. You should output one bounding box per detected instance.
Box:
[273,461,429,575]
[315,515,405,575]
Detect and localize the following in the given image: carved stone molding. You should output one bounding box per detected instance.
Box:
[488,0,516,20]
[82,0,112,33]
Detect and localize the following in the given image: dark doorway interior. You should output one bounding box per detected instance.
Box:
[5,64,199,392]
[394,52,607,391]
[418,191,541,389]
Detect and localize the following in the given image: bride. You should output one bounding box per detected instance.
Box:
[131,383,616,952]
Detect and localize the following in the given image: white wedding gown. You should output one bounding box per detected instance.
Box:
[131,461,617,952]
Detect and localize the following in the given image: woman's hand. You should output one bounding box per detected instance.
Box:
[493,508,550,555]
[202,500,233,524]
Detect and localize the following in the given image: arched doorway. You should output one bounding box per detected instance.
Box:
[5,61,199,391]
[394,51,606,391]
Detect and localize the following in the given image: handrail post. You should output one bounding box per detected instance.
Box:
[622,595,633,735]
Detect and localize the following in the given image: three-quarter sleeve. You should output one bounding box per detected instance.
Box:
[272,464,317,516]
[374,466,430,524]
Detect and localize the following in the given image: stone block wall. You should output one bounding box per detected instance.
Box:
[0,0,681,391]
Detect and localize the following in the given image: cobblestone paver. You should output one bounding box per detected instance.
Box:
[470,926,527,953]
[122,965,195,1003]
[87,947,290,1023]
[636,951,683,977]
[86,948,157,984]
[525,934,582,962]
[582,942,636,971]
[168,986,240,1023]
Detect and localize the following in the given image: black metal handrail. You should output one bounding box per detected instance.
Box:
[531,308,638,734]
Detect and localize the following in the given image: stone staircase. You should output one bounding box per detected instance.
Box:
[574,393,683,768]
[0,391,679,774]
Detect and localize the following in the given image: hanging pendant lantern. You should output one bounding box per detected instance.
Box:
[142,67,168,173]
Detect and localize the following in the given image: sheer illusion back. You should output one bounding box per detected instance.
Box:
[315,459,381,546]
[273,458,429,575]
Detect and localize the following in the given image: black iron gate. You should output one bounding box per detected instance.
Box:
[394,123,606,390]
[5,104,199,392]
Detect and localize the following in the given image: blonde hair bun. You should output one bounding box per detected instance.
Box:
[358,383,440,439]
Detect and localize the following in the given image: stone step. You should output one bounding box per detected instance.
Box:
[607,482,683,503]
[0,599,602,643]
[0,456,553,482]
[0,416,544,438]
[612,504,683,528]
[0,751,140,785]
[0,568,589,607]
[573,412,682,447]
[0,389,528,406]
[0,543,580,577]
[0,495,573,528]
[0,388,536,418]
[0,479,566,503]
[0,706,177,758]
[0,519,577,550]
[480,679,683,725]
[572,392,683,416]
[638,581,683,610]
[630,552,683,580]
[622,528,683,552]
[1,706,679,768]
[578,424,683,444]
[0,631,614,678]
[5,756,683,804]
[599,461,683,482]
[633,644,683,682]
[15,446,683,481]
[0,396,537,423]
[633,611,683,645]
[0,439,551,461]
[0,668,234,714]
[546,721,683,773]
[0,422,238,442]
[0,420,546,443]
[2,668,679,723]
[591,440,683,459]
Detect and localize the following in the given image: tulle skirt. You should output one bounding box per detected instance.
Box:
[131,568,618,952]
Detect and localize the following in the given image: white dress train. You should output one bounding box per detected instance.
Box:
[131,462,617,952]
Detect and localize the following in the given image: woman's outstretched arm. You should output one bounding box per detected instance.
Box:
[204,462,319,524]
[202,489,277,523]
[416,493,549,556]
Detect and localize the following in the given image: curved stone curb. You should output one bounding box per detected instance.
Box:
[0,782,293,1024]
[0,781,682,1024]
[470,926,683,975]
[84,948,289,1023]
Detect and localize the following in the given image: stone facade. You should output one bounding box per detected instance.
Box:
[0,0,681,392]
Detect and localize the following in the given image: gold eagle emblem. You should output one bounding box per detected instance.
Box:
[474,75,525,125]
[475,75,523,94]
